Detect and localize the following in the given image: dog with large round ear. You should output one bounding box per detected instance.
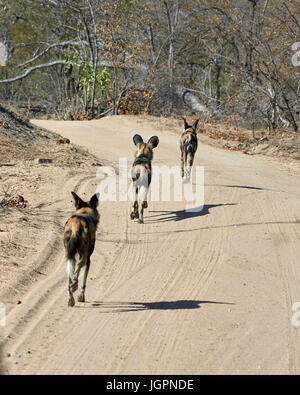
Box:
[130,134,159,224]
[64,191,100,307]
[71,191,87,210]
[180,119,199,181]
[184,118,199,132]
[133,134,144,148]
[183,117,191,131]
[148,136,159,149]
[89,193,100,210]
[191,119,199,133]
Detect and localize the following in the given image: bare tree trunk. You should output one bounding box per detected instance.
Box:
[215,46,224,108]
[87,0,98,118]
[164,0,179,113]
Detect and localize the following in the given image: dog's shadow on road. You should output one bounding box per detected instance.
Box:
[77,299,234,313]
[146,203,237,223]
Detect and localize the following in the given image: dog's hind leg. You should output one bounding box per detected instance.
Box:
[72,255,86,293]
[78,256,90,303]
[130,184,139,220]
[68,284,75,307]
[67,258,76,307]
[183,149,189,180]
[185,150,194,183]
[138,184,148,224]
[181,147,184,178]
[68,275,76,307]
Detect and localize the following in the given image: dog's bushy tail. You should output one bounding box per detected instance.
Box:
[66,236,79,279]
[186,142,195,168]
[187,143,193,154]
[67,236,79,260]
[132,166,141,182]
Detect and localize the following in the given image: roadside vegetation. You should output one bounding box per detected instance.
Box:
[0,0,299,136]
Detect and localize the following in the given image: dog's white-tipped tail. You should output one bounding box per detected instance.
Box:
[66,259,75,278]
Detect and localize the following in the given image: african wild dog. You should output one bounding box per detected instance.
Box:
[64,192,100,307]
[180,118,199,181]
[130,134,159,224]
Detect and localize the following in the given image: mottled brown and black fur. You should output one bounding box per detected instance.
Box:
[64,192,100,307]
[130,134,159,224]
[180,118,199,180]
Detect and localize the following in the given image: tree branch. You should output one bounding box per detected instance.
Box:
[0,60,64,84]
[18,41,88,68]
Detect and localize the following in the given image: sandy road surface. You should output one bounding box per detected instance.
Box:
[2,115,300,375]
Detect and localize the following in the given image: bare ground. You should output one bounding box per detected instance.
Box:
[0,106,102,306]
[199,120,300,171]
[0,114,300,375]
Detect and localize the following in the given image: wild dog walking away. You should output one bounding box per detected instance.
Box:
[64,192,100,307]
[180,118,199,181]
[130,134,159,224]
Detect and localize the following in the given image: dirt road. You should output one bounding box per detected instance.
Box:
[2,115,300,374]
